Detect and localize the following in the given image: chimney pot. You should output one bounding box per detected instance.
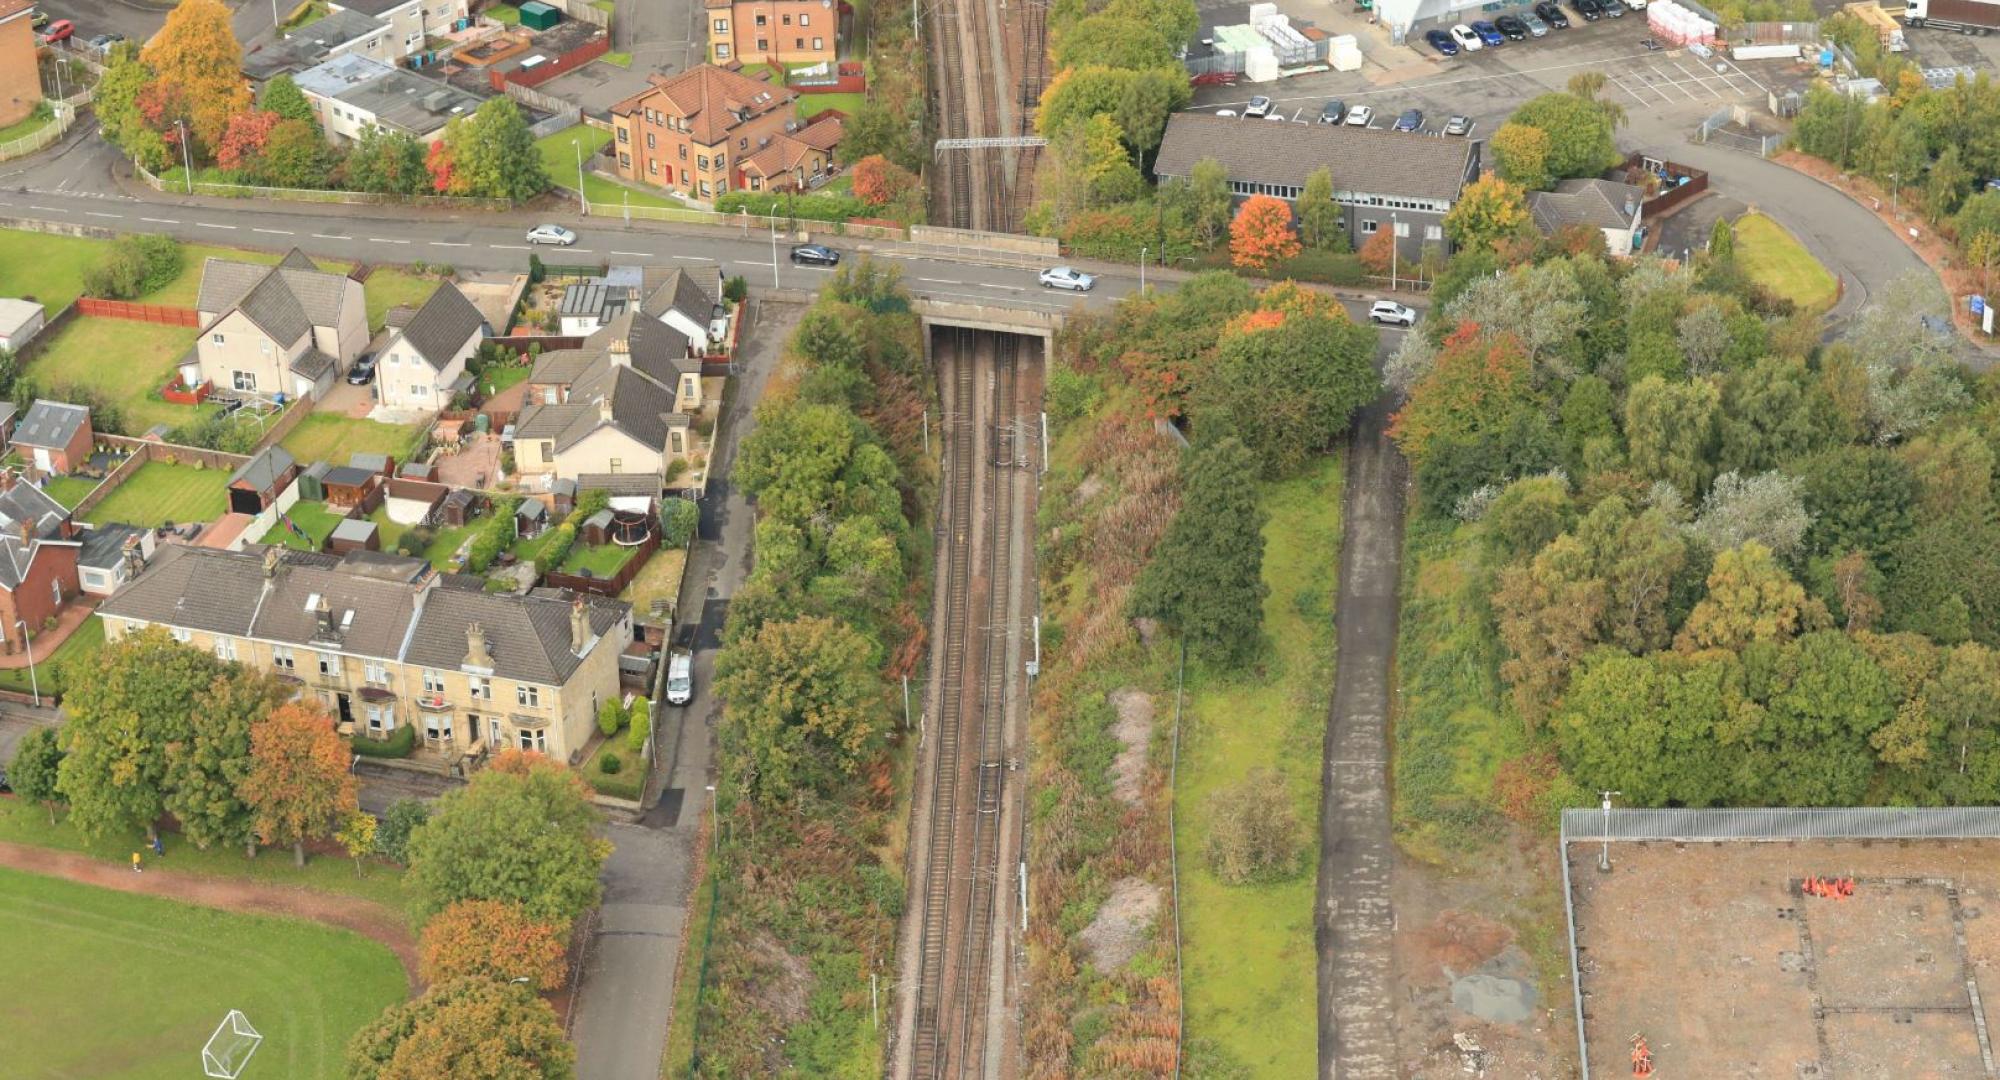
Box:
[264,545,282,578]
[570,597,590,654]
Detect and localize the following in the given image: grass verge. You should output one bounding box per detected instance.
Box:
[257,499,349,551]
[39,474,100,509]
[0,614,105,698]
[1734,212,1839,312]
[1174,455,1342,1079]
[361,269,443,332]
[80,461,229,528]
[0,864,407,1079]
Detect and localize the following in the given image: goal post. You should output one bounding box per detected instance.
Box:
[202,1010,263,1079]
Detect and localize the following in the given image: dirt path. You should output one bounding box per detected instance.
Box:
[0,840,420,990]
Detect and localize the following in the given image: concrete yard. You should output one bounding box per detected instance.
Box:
[1570,840,2000,1079]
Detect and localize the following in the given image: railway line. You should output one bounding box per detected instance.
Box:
[903,328,1039,1079]
[928,0,1024,230]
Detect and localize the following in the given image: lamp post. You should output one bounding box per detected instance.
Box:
[52,57,65,103]
[1139,246,1148,293]
[574,138,586,215]
[1389,211,1399,290]
[1597,789,1622,872]
[176,119,194,194]
[14,619,38,708]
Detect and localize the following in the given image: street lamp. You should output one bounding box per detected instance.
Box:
[1389,211,1399,290]
[1140,246,1148,293]
[176,118,193,194]
[1597,789,1622,873]
[14,619,38,708]
[574,138,586,215]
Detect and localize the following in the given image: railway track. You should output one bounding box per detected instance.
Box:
[908,329,1026,1079]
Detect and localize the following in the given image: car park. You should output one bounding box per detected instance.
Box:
[1443,115,1473,136]
[1449,23,1484,49]
[1345,104,1375,126]
[1521,11,1550,33]
[1470,19,1506,44]
[1536,1,1571,26]
[525,224,576,246]
[1392,108,1424,132]
[1603,0,1624,18]
[1571,0,1602,20]
[1424,27,1461,54]
[1370,300,1418,327]
[1039,266,1094,292]
[1245,95,1273,118]
[790,244,840,266]
[1495,14,1529,38]
[1265,111,1289,121]
[345,354,377,386]
[1319,99,1348,123]
[41,18,73,41]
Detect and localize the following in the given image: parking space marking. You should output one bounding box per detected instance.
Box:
[1196,48,1710,109]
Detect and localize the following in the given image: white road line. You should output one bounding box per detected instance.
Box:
[570,248,594,253]
[1724,56,1769,94]
[198,222,237,230]
[84,211,121,219]
[27,206,56,212]
[1670,60,1716,100]
[610,250,651,257]
[975,282,1026,292]
[253,227,293,235]
[369,238,411,244]
[791,265,835,272]
[429,241,470,247]
[669,254,710,261]
[140,217,180,224]
[313,233,346,240]
[918,277,964,285]
[491,243,531,250]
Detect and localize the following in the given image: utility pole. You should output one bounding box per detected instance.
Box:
[1597,789,1622,872]
[177,119,193,194]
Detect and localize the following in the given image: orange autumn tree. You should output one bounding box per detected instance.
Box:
[1356,226,1396,276]
[240,701,357,866]
[140,0,250,150]
[1228,194,1301,271]
[1388,324,1535,468]
[850,154,919,207]
[419,899,570,991]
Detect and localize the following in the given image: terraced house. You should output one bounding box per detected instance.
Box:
[98,545,632,767]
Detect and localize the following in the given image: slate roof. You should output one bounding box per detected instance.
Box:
[232,271,313,347]
[0,403,19,433]
[404,586,626,685]
[577,472,663,497]
[527,348,596,385]
[331,518,377,543]
[1152,113,1480,203]
[14,400,89,451]
[323,465,375,488]
[197,251,353,340]
[291,347,337,382]
[0,483,68,539]
[228,445,297,492]
[350,452,391,474]
[393,283,484,372]
[1527,178,1645,235]
[611,64,797,145]
[638,266,717,325]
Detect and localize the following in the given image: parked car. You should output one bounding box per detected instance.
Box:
[1521,11,1551,34]
[1039,266,1094,292]
[31,9,48,28]
[86,33,124,52]
[1370,300,1418,327]
[1605,0,1626,15]
[1535,1,1571,26]
[1214,108,1238,118]
[41,18,73,41]
[525,223,576,246]
[1318,99,1348,123]
[1495,14,1529,38]
[1245,95,1273,118]
[1345,104,1375,126]
[1392,108,1424,132]
[1449,22,1484,49]
[1571,0,1603,20]
[790,243,840,266]
[1624,0,1649,9]
[345,353,377,386]
[1470,19,1506,44]
[1443,115,1474,136]
[1424,27,1461,54]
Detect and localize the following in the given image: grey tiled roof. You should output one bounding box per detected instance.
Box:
[576,472,662,497]
[278,268,349,328]
[639,266,717,324]
[98,545,266,637]
[14,400,89,450]
[404,587,626,685]
[1527,178,1644,234]
[233,270,312,348]
[291,347,337,381]
[516,402,592,442]
[197,252,352,339]
[394,282,485,372]
[528,348,597,385]
[323,466,374,488]
[196,259,269,316]
[228,445,297,492]
[1153,112,1479,203]
[331,518,376,542]
[0,482,68,538]
[575,364,682,451]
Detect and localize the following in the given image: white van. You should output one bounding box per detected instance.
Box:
[666,649,693,706]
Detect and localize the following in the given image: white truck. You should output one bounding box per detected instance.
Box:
[665,648,693,706]
[1906,0,2000,34]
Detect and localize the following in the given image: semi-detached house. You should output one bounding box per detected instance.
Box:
[374,282,488,411]
[98,545,632,766]
[186,250,368,401]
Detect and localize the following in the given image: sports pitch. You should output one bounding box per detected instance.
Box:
[0,865,407,1078]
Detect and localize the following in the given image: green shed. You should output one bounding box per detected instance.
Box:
[519,1,561,29]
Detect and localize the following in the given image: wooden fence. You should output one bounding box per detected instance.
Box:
[75,298,201,326]
[73,437,251,518]
[544,527,658,596]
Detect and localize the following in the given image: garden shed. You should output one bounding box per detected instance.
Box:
[519,1,561,28]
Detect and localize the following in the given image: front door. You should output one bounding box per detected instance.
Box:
[335,693,353,729]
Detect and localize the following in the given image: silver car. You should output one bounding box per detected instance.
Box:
[1521,11,1551,34]
[525,224,577,246]
[1038,266,1095,292]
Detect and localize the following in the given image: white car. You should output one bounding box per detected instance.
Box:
[525,223,577,246]
[1245,95,1273,118]
[1449,23,1485,50]
[1215,108,1238,118]
[1369,300,1418,327]
[1039,266,1095,292]
[1345,105,1375,127]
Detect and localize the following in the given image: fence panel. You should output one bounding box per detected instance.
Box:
[1562,806,2000,842]
[75,298,201,326]
[0,103,73,163]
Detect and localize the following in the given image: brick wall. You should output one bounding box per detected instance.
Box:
[0,18,41,129]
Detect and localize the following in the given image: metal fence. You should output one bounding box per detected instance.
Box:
[582,199,909,241]
[1558,806,2000,1080]
[134,161,514,210]
[1692,107,1781,157]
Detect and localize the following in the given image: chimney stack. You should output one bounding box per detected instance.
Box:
[466,622,493,669]
[315,594,334,636]
[0,471,15,493]
[597,395,614,424]
[570,597,589,654]
[609,338,630,368]
[264,545,282,578]
[17,519,30,547]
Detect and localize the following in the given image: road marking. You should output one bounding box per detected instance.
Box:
[313,233,346,240]
[84,211,121,219]
[197,222,237,230]
[27,206,56,212]
[610,250,651,257]
[570,248,594,254]
[429,241,470,247]
[253,227,293,235]
[140,217,180,224]
[975,282,1026,292]
[669,254,710,261]
[918,277,964,285]
[491,244,531,250]
[368,237,411,244]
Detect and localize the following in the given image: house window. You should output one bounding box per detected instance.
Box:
[739,137,748,150]
[366,703,394,732]
[794,37,803,48]
[1425,225,1443,241]
[646,132,655,149]
[620,152,631,168]
[800,12,809,24]
[700,180,712,197]
[682,374,697,397]
[617,127,628,143]
[670,430,684,454]
[713,17,728,30]
[716,152,725,169]
[608,457,622,473]
[233,371,256,392]
[171,627,191,643]
[756,36,767,49]
[812,35,822,47]
[212,333,225,345]
[755,12,766,24]
[1360,220,1379,234]
[273,646,295,670]
[517,727,546,753]
[366,660,390,685]
[750,176,762,191]
[716,43,730,58]
[423,712,452,745]
[649,159,658,175]
[679,144,688,160]
[423,669,446,694]
[409,384,425,399]
[697,155,709,170]
[782,12,791,23]
[214,636,237,661]
[468,674,491,700]
[318,651,341,676]
[1394,221,1410,238]
[517,684,540,708]
[540,441,554,459]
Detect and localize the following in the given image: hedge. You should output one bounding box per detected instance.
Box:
[351,724,417,758]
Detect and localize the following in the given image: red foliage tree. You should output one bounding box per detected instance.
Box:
[239,701,357,866]
[849,153,918,208]
[1387,323,1535,467]
[418,899,570,991]
[214,110,281,173]
[1228,194,1301,271]
[425,139,458,194]
[1356,226,1396,276]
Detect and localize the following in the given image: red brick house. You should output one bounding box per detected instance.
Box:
[14,400,94,476]
[0,477,83,655]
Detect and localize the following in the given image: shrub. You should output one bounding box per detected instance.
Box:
[417,899,569,991]
[660,497,700,548]
[539,521,577,569]
[597,698,624,736]
[467,498,519,573]
[350,724,416,759]
[1205,767,1303,884]
[529,252,546,283]
[625,696,651,753]
[375,798,431,863]
[723,275,748,304]
[598,750,623,774]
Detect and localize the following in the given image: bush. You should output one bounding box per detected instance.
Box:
[82,235,183,300]
[715,190,871,223]
[723,275,748,304]
[625,696,651,753]
[396,527,432,557]
[350,724,416,759]
[375,799,431,863]
[417,899,569,991]
[529,252,546,283]
[539,521,577,569]
[597,698,624,736]
[597,750,623,775]
[1205,767,1303,884]
[467,498,519,573]
[660,497,700,548]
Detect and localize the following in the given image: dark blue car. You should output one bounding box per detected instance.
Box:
[1469,19,1506,44]
[1424,27,1460,54]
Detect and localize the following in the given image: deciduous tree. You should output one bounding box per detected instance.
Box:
[258,73,314,123]
[163,667,287,854]
[850,154,919,208]
[1490,121,1553,189]
[1192,304,1379,477]
[9,725,64,824]
[1356,225,1396,276]
[1205,767,1302,883]
[1624,374,1721,499]
[406,751,607,923]
[344,127,428,195]
[214,109,280,173]
[1187,156,1232,248]
[1676,541,1823,652]
[1444,172,1532,254]
[1506,91,1619,181]
[240,701,357,866]
[1391,326,1535,469]
[440,99,549,200]
[1228,194,1300,271]
[1128,437,1267,663]
[57,630,226,841]
[336,810,377,876]
[375,798,430,864]
[713,615,886,797]
[1297,166,1345,251]
[418,899,569,991]
[140,0,250,150]
[345,977,574,1080]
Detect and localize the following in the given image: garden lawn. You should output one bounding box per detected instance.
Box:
[22,317,205,435]
[0,865,406,1080]
[0,613,105,698]
[419,522,477,569]
[366,506,411,553]
[619,546,685,624]
[487,2,519,21]
[39,474,101,510]
[581,738,644,800]
[1734,213,1839,312]
[533,127,683,210]
[257,498,348,551]
[560,541,637,577]
[1175,456,1342,1080]
[363,269,444,332]
[0,229,112,312]
[478,361,532,398]
[281,412,420,465]
[80,461,230,528]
